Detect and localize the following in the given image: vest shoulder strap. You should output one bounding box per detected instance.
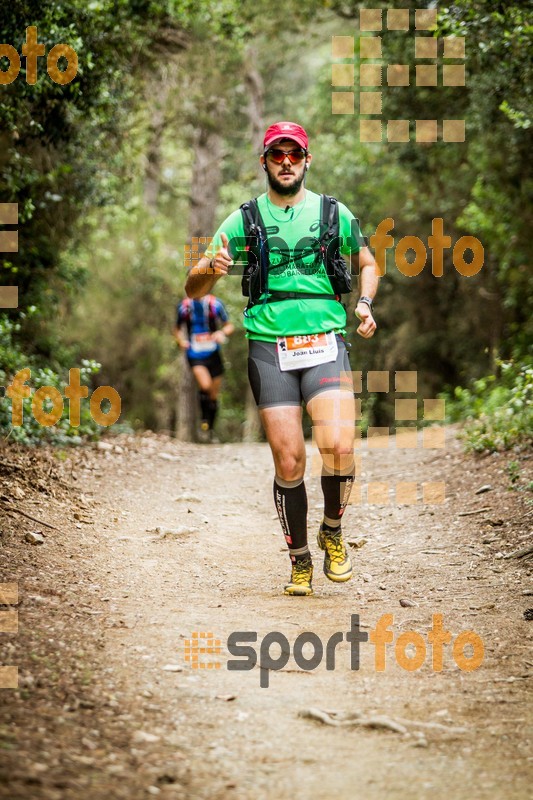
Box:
[240,198,270,303]
[320,194,339,242]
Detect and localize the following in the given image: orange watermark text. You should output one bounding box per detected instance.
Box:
[186,613,484,687]
[370,218,483,277]
[0,26,78,86]
[4,368,121,427]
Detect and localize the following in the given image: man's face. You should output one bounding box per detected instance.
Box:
[261,138,310,197]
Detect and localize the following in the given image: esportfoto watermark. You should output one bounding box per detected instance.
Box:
[189,216,484,279]
[331,8,467,143]
[3,368,121,427]
[185,614,484,687]
[311,369,447,505]
[0,203,19,309]
[0,26,78,85]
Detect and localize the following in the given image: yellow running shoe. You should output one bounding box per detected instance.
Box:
[317,525,353,582]
[198,422,211,444]
[284,557,314,596]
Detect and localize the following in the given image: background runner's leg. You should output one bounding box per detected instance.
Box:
[207,399,218,429]
[191,365,213,431]
[191,364,213,393]
[207,375,222,430]
[199,391,210,424]
[208,375,222,400]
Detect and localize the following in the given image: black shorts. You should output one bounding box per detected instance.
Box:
[247,336,353,409]
[187,350,224,378]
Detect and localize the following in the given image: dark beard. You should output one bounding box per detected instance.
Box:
[266,167,305,196]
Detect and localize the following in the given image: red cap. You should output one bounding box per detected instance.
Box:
[263,121,308,151]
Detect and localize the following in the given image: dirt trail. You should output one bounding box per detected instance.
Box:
[0,431,532,799]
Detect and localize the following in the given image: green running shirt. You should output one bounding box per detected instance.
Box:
[205,190,362,342]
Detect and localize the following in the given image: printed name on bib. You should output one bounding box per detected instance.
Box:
[277,332,338,371]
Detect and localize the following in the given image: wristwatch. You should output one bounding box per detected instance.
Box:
[358,296,374,312]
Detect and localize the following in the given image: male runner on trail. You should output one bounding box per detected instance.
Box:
[185,121,379,595]
[174,294,234,441]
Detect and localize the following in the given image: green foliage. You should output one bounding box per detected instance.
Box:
[2,0,531,442]
[60,201,182,430]
[0,1,148,344]
[446,359,533,453]
[507,460,520,486]
[1,0,256,439]
[0,314,102,444]
[506,460,533,499]
[437,2,532,358]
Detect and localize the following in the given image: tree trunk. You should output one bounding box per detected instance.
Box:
[244,52,265,157]
[143,73,172,213]
[188,126,223,238]
[176,349,197,440]
[242,51,264,442]
[176,125,223,441]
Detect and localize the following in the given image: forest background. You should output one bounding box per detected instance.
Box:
[0,0,531,451]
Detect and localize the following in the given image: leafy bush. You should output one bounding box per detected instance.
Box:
[446,359,533,452]
[0,313,104,445]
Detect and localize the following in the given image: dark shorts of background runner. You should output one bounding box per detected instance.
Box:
[247,336,353,409]
[186,350,224,378]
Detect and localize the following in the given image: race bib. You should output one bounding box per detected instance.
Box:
[191,332,217,353]
[277,332,338,371]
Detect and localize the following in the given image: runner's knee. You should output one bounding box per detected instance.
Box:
[275,452,305,482]
[321,446,355,474]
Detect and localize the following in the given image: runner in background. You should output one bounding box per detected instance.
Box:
[174,294,234,442]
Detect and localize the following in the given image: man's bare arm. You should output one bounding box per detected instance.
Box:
[212,320,235,345]
[185,232,233,298]
[185,256,220,298]
[173,323,190,350]
[349,245,380,339]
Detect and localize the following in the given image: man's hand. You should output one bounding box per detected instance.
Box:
[210,232,233,276]
[173,325,190,350]
[355,301,377,338]
[211,330,227,345]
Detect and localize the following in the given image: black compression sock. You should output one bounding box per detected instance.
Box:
[273,476,308,553]
[321,462,356,526]
[199,391,210,424]
[321,521,341,534]
[290,545,312,564]
[207,399,218,430]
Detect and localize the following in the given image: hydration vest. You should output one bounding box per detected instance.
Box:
[179,295,218,334]
[239,194,353,311]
